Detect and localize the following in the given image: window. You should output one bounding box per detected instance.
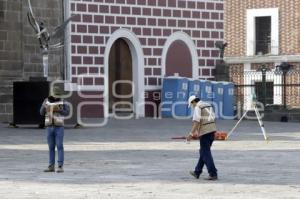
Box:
[246,8,279,56]
[255,16,271,55]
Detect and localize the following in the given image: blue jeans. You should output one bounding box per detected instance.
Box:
[195,132,218,177]
[47,126,64,166]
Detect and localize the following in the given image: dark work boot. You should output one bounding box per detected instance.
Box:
[56,166,64,173]
[189,171,200,179]
[204,175,218,181]
[44,165,55,172]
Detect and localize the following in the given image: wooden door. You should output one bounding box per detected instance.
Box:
[108,39,133,114]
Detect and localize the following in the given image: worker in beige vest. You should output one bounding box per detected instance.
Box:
[40,86,70,173]
[187,95,218,180]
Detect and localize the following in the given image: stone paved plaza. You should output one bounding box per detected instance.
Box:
[0,118,300,199]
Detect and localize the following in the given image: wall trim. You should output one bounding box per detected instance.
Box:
[224,55,300,64]
[64,0,72,81]
[145,85,162,91]
[64,83,104,91]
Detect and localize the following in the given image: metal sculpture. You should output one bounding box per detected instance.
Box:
[215,41,228,60]
[27,0,77,78]
[214,41,229,81]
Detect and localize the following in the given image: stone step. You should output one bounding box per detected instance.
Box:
[288,114,300,122]
[236,110,300,122]
[263,111,300,122]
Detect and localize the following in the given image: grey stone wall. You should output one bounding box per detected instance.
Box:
[0,0,64,122]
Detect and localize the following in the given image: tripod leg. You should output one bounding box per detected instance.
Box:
[226,109,249,140]
[254,106,268,140]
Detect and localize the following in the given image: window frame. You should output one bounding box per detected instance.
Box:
[246,8,279,56]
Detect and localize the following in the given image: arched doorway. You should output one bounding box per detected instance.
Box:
[108,38,133,115]
[104,28,145,118]
[165,40,193,77]
[161,32,198,78]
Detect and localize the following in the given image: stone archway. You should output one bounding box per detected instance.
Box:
[104,29,145,117]
[162,32,198,78]
[165,40,193,77]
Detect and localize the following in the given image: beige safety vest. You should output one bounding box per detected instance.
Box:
[196,102,217,136]
[45,100,65,127]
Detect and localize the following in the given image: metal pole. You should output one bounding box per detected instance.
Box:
[278,62,291,109]
[261,66,267,107]
[254,104,268,140]
[283,72,287,109]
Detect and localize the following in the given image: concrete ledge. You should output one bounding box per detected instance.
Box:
[224,55,300,64]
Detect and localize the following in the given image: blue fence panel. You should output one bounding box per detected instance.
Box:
[161,77,189,118]
[222,82,235,119]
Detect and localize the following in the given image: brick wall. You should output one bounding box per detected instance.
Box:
[286,62,300,107]
[228,64,244,106]
[225,0,300,108]
[0,0,64,122]
[250,63,274,70]
[225,0,300,57]
[69,0,224,88]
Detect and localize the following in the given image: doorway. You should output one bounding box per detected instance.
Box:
[108,38,133,115]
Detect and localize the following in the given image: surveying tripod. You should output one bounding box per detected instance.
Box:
[226,95,268,141]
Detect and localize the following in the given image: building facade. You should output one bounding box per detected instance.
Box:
[224,0,300,109]
[66,0,224,119]
[0,0,224,122]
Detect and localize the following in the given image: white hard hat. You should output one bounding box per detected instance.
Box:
[188,95,197,107]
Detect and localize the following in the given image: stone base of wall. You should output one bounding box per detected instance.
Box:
[0,77,21,123]
[144,90,161,118]
[263,108,300,122]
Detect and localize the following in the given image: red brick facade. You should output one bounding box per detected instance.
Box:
[68,0,224,88]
